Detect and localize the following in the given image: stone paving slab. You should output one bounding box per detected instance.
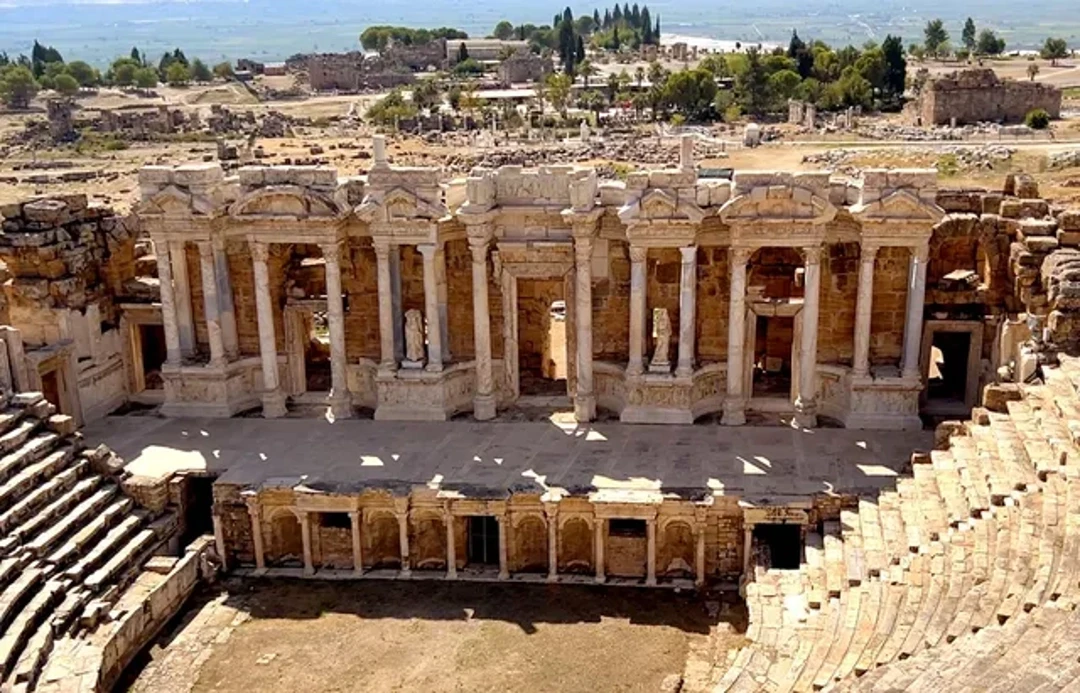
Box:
[84,416,933,500]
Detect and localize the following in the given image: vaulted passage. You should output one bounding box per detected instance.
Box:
[752,524,802,570]
[753,315,794,399]
[928,330,970,406]
[517,280,568,398]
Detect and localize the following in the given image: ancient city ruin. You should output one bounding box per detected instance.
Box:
[906,68,1063,126]
[2,124,1080,690]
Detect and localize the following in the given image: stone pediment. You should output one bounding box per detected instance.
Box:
[719,186,836,225]
[139,185,216,217]
[851,189,945,224]
[355,187,447,224]
[618,188,706,225]
[228,185,346,220]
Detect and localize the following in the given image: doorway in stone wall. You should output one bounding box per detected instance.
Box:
[752,315,795,399]
[304,310,332,392]
[139,324,167,391]
[920,320,983,418]
[40,369,61,411]
[752,523,803,570]
[466,516,500,567]
[517,279,569,399]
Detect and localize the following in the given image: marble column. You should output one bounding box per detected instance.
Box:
[247,502,265,571]
[497,515,509,580]
[695,525,706,588]
[646,517,657,586]
[594,518,606,583]
[444,511,457,579]
[795,245,822,428]
[300,510,314,576]
[374,242,397,373]
[397,511,411,576]
[196,241,226,367]
[743,526,753,576]
[627,246,647,376]
[153,241,182,366]
[574,237,596,422]
[322,242,352,419]
[470,239,496,420]
[435,246,452,364]
[902,244,930,380]
[251,242,286,418]
[168,241,195,358]
[350,510,363,575]
[676,246,697,377]
[723,247,751,426]
[545,507,559,581]
[852,244,879,379]
[419,244,443,372]
[212,237,239,361]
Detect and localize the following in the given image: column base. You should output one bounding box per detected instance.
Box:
[646,576,657,587]
[675,366,694,378]
[474,393,496,421]
[327,395,353,420]
[498,570,510,580]
[626,361,644,377]
[794,398,817,429]
[547,573,558,583]
[574,393,596,422]
[446,569,458,580]
[595,574,606,584]
[721,399,746,426]
[261,389,288,419]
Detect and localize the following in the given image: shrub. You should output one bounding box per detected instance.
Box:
[1025,108,1051,130]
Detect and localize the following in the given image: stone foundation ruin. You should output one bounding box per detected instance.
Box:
[906,68,1062,126]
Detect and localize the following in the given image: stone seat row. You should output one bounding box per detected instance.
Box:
[709,365,1080,692]
[0,394,174,691]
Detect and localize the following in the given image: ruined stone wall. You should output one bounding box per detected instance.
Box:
[343,238,381,361]
[818,242,859,366]
[185,244,210,355]
[916,68,1062,125]
[593,239,630,364]
[869,246,910,366]
[696,246,730,364]
[307,53,415,92]
[445,237,475,360]
[517,278,565,377]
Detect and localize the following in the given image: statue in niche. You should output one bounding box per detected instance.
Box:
[649,307,672,373]
[403,309,426,367]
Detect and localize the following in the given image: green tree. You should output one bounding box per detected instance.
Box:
[767,69,801,108]
[165,62,191,87]
[558,7,576,73]
[1025,108,1050,128]
[961,18,977,52]
[137,66,158,89]
[112,60,138,87]
[545,71,572,115]
[412,78,442,109]
[735,47,770,116]
[365,88,418,127]
[65,60,98,87]
[578,89,605,116]
[457,42,469,63]
[54,73,78,96]
[0,65,39,108]
[191,58,212,82]
[923,19,949,58]
[662,68,718,119]
[1041,37,1070,66]
[881,35,906,104]
[493,20,515,40]
[578,59,597,88]
[213,61,234,80]
[976,30,1006,56]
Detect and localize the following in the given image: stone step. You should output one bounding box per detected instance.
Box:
[822,521,845,599]
[63,513,145,584]
[855,582,903,675]
[973,505,1017,632]
[0,432,59,488]
[0,445,74,515]
[134,253,158,277]
[0,410,26,440]
[0,567,42,632]
[43,496,134,570]
[0,460,87,538]
[0,579,62,677]
[792,595,842,692]
[0,421,38,460]
[928,450,971,526]
[813,587,862,690]
[23,485,117,558]
[857,500,887,578]
[83,526,157,593]
[803,531,825,609]
[48,586,89,639]
[6,617,53,690]
[949,436,992,513]
[840,510,867,587]
[2,476,101,556]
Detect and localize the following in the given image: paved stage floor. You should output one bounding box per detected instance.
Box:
[83,415,935,502]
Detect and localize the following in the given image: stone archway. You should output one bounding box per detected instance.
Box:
[559,517,592,574]
[513,515,548,573]
[411,514,447,570]
[267,509,303,567]
[659,520,695,578]
[365,512,402,569]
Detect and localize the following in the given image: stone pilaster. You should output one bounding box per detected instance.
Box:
[419,244,443,372]
[646,517,657,586]
[212,236,239,361]
[594,518,605,583]
[795,245,823,428]
[246,499,265,572]
[444,508,457,579]
[497,514,509,580]
[470,237,496,421]
[574,236,596,422]
[153,241,182,366]
[300,510,313,576]
[322,242,352,419]
[396,505,411,577]
[350,510,363,575]
[852,244,879,379]
[251,241,286,418]
[723,247,751,426]
[902,243,930,380]
[374,241,397,373]
[168,240,195,358]
[695,525,706,588]
[196,241,226,367]
[627,246,647,376]
[544,503,559,582]
[676,246,697,377]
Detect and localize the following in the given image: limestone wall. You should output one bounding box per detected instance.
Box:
[915,68,1062,125]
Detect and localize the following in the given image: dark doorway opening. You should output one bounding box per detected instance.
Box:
[928,331,970,405]
[467,516,500,566]
[305,310,332,392]
[140,324,167,390]
[182,475,216,547]
[609,518,647,538]
[753,315,794,398]
[40,369,61,411]
[518,279,568,398]
[752,524,803,570]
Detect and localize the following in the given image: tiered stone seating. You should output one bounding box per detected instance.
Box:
[708,355,1080,692]
[0,393,176,691]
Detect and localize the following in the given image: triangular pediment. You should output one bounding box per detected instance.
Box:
[618,188,706,224]
[355,187,447,224]
[852,189,945,223]
[719,186,836,225]
[228,185,344,219]
[139,185,213,216]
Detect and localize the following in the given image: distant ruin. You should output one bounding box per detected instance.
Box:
[907,68,1062,126]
